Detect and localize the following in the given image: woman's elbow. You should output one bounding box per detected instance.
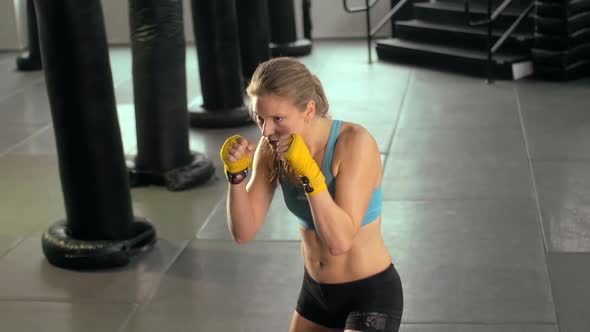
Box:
[328,241,352,256]
[228,224,255,244]
[232,233,253,244]
[327,227,359,256]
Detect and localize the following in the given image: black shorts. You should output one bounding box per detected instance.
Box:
[295,264,403,331]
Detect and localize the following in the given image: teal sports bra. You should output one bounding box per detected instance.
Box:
[280,120,383,230]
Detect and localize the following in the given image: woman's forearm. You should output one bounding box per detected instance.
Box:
[308,191,359,256]
[227,183,258,243]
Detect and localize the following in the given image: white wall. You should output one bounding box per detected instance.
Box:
[3,0,393,51]
[308,0,392,39]
[1,0,21,50]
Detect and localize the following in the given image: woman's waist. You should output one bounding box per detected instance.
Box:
[301,238,392,284]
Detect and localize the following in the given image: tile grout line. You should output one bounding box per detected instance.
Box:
[513,85,548,253]
[116,303,140,332]
[0,75,45,103]
[0,124,52,158]
[195,192,227,239]
[0,70,133,158]
[513,84,561,332]
[382,69,414,172]
[116,236,194,332]
[0,237,26,260]
[118,189,248,329]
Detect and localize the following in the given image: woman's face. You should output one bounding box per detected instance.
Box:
[251,94,312,148]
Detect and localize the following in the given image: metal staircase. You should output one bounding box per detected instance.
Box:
[344,0,536,80]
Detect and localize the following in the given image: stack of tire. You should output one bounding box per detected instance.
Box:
[533,0,590,79]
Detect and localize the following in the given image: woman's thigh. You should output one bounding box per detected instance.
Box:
[289,311,343,332]
[344,311,402,332]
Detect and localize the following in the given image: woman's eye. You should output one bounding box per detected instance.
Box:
[274,116,283,122]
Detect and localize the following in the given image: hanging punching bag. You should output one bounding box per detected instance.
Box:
[35,0,156,270]
[16,0,42,71]
[268,0,312,57]
[128,0,215,191]
[188,0,252,128]
[235,0,271,81]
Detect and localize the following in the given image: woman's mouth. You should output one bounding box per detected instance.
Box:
[267,134,280,148]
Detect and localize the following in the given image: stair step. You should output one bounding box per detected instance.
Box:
[395,19,532,51]
[534,58,590,80]
[532,43,590,66]
[376,38,533,79]
[534,27,590,50]
[536,11,590,34]
[535,0,590,18]
[413,1,534,31]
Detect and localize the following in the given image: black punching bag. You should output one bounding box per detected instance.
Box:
[128,0,215,191]
[189,0,252,128]
[235,0,271,81]
[268,0,312,57]
[16,0,42,71]
[35,0,156,270]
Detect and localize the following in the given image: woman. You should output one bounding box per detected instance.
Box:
[220,57,403,332]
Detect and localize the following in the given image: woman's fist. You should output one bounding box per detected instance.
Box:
[220,135,256,175]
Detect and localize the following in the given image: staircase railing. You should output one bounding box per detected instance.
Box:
[343,0,412,63]
[464,0,534,82]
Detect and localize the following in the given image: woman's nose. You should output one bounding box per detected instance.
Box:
[262,121,273,137]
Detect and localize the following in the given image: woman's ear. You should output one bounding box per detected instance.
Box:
[305,100,316,120]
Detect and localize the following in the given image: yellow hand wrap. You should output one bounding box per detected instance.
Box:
[220,135,253,183]
[283,134,327,196]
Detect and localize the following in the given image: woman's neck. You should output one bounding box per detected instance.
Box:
[305,117,332,158]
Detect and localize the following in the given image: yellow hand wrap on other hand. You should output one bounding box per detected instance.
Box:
[220,135,253,175]
[283,134,327,197]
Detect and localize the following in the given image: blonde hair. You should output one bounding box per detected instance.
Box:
[246,57,330,184]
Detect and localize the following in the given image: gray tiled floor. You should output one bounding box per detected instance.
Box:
[1,40,589,331]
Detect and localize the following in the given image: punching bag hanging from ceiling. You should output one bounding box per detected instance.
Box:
[188,0,252,128]
[128,0,215,191]
[16,0,42,71]
[35,0,156,270]
[235,0,271,82]
[268,0,312,57]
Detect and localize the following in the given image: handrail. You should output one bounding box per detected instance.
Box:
[342,0,379,13]
[463,0,534,83]
[491,2,534,53]
[370,0,412,37]
[465,0,514,26]
[342,0,413,63]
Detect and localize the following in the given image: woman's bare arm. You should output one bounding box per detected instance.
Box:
[227,138,277,243]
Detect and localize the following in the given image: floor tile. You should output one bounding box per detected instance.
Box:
[391,128,527,162]
[0,301,134,332]
[547,253,590,332]
[123,240,303,331]
[0,60,44,100]
[0,237,185,303]
[0,155,64,236]
[402,263,555,323]
[0,235,22,258]
[533,162,590,252]
[0,80,51,127]
[198,188,303,241]
[400,323,556,332]
[398,98,521,129]
[383,159,533,200]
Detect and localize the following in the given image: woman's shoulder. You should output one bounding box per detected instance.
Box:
[331,120,382,183]
[337,121,377,147]
[332,121,380,169]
